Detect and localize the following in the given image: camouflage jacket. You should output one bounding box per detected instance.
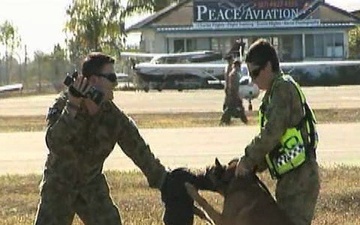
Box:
[242,73,312,171]
[228,65,240,97]
[44,92,167,189]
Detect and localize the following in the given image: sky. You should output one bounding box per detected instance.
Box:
[0,0,359,60]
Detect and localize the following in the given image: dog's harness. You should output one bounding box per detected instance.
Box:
[253,174,273,197]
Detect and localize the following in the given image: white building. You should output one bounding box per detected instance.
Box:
[126,0,360,62]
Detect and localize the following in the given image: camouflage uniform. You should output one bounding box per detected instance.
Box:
[220,63,248,125]
[240,73,320,225]
[34,92,167,225]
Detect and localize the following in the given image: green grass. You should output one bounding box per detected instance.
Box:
[1,108,360,132]
[1,107,360,224]
[0,167,359,224]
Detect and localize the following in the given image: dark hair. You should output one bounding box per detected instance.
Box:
[81,52,115,77]
[233,60,241,67]
[245,39,280,73]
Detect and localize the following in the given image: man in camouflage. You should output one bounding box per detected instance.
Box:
[235,39,320,225]
[33,53,168,225]
[220,40,248,125]
[220,59,248,125]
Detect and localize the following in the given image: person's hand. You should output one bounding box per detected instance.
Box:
[69,76,101,115]
[84,98,101,116]
[68,75,90,106]
[235,157,252,177]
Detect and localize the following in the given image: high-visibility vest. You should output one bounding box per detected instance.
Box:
[260,75,318,179]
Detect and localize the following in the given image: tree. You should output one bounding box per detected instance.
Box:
[64,0,127,64]
[0,20,21,84]
[50,44,70,92]
[348,25,360,59]
[64,0,179,67]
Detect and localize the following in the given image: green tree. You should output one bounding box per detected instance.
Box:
[50,44,71,92]
[0,20,21,84]
[64,0,127,64]
[64,0,179,67]
[348,25,360,59]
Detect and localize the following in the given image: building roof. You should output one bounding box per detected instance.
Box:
[297,0,360,22]
[352,10,360,18]
[125,0,192,32]
[126,0,360,33]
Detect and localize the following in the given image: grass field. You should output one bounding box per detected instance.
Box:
[1,108,360,132]
[1,108,360,224]
[1,168,359,225]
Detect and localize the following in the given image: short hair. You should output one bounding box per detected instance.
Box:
[233,60,241,67]
[81,52,115,77]
[245,39,280,73]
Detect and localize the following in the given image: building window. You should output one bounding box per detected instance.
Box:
[186,39,196,52]
[173,38,198,53]
[174,39,185,52]
[305,33,344,58]
[211,38,220,52]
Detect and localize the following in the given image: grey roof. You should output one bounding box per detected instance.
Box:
[297,0,360,21]
[125,0,190,32]
[126,0,360,33]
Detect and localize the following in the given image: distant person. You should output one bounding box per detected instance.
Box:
[220,59,248,125]
[235,39,320,225]
[220,40,248,125]
[33,52,174,225]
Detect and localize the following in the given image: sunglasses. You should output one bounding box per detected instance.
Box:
[95,73,117,83]
[249,66,262,80]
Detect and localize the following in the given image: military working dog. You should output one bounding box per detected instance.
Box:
[185,158,295,225]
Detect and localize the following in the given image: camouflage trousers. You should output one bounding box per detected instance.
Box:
[34,173,121,225]
[275,158,320,225]
[220,95,248,125]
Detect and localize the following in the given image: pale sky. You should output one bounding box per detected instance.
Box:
[0,0,359,60]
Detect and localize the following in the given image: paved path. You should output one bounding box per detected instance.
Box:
[1,123,359,175]
[1,86,360,116]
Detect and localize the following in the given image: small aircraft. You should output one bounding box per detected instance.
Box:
[0,83,23,94]
[122,46,261,109]
[121,50,224,65]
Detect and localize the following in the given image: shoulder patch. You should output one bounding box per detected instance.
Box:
[46,107,61,121]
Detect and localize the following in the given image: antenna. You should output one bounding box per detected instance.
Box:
[238,39,246,62]
[239,44,243,62]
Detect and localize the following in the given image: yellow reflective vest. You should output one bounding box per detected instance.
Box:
[260,75,318,179]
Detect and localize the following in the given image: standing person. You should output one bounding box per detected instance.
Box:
[220,40,248,125]
[235,39,320,225]
[220,60,248,125]
[33,52,168,225]
[221,53,234,112]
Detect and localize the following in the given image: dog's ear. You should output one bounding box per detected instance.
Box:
[215,158,221,168]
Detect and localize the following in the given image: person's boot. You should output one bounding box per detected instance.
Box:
[219,113,231,126]
[236,107,248,124]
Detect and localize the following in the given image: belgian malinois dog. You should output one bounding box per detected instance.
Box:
[185,158,295,225]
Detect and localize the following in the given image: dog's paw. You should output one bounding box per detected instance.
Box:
[185,182,198,198]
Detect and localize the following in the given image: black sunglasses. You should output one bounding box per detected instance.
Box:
[95,73,117,83]
[249,66,262,80]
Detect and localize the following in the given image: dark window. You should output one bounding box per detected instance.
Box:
[174,39,185,53]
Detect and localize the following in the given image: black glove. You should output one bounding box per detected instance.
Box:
[68,76,90,98]
[69,76,104,105]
